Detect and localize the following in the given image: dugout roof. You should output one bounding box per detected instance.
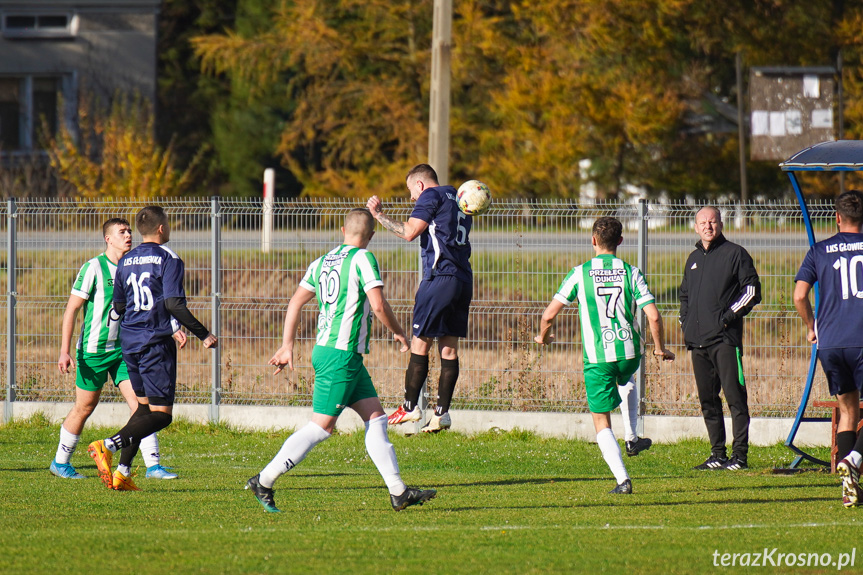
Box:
[780,140,863,171]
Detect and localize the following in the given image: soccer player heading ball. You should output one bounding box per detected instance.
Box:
[367,164,473,433]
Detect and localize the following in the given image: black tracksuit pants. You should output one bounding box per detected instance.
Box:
[691,342,750,459]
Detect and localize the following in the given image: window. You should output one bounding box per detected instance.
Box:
[2,12,77,39]
[0,80,20,150]
[0,76,62,152]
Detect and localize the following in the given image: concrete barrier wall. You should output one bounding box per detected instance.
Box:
[2,401,831,447]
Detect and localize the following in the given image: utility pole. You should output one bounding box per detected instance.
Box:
[428,0,452,184]
[736,51,748,205]
[838,49,845,194]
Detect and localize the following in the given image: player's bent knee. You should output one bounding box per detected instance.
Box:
[133,403,152,418]
[150,411,172,433]
[76,403,97,417]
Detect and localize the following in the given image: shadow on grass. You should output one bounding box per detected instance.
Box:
[432,476,604,488]
[440,495,838,513]
[702,482,835,492]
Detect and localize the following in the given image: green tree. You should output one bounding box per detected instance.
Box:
[157,0,237,195]
[208,0,299,197]
[195,0,430,198]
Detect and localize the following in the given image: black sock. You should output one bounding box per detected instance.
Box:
[434,357,459,416]
[119,441,142,468]
[110,406,173,451]
[117,411,172,467]
[838,431,857,462]
[403,353,429,411]
[109,404,151,450]
[847,430,863,460]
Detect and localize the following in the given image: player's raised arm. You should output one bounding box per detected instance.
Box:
[366,195,428,242]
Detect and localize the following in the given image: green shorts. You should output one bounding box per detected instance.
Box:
[311,345,378,416]
[75,349,130,392]
[583,357,642,413]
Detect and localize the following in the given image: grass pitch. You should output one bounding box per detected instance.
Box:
[1,415,859,574]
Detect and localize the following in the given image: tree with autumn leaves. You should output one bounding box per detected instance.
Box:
[47,94,201,198]
[190,0,863,200]
[45,0,863,200]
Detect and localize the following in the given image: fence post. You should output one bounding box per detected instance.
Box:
[636,199,648,436]
[4,198,16,423]
[210,196,222,424]
[262,168,274,253]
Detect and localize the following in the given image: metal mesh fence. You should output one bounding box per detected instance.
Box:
[0,197,838,418]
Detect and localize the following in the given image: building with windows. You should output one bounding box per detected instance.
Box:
[0,0,160,157]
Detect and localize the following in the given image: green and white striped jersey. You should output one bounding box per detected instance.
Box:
[299,245,384,354]
[554,254,655,364]
[70,253,120,355]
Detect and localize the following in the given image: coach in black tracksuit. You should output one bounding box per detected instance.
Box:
[679,206,761,471]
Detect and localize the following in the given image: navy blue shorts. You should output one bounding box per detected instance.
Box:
[817,347,863,396]
[123,339,178,406]
[412,275,472,338]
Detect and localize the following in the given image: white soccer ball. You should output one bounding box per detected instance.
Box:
[457,180,492,216]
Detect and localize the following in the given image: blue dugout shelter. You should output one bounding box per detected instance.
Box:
[780,140,863,468]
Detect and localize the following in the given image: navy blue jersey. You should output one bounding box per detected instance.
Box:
[795,232,863,349]
[113,242,186,353]
[410,185,472,282]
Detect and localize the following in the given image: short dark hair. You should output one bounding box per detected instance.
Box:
[135,206,168,236]
[836,190,863,224]
[406,164,439,185]
[102,218,130,238]
[592,217,623,250]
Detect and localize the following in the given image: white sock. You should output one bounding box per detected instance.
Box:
[140,433,160,468]
[259,422,331,488]
[55,425,79,465]
[618,379,638,442]
[596,427,629,484]
[364,414,407,496]
[104,437,119,453]
[848,451,863,469]
[117,464,131,477]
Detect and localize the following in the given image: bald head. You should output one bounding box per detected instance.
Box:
[695,205,723,250]
[344,208,375,244]
[696,206,722,223]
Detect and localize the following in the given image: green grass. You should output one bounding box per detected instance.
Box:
[2,415,859,574]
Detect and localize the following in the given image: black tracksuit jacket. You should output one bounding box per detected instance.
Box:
[679,234,761,351]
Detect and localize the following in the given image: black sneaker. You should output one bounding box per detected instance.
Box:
[625,437,652,457]
[721,454,748,470]
[246,474,281,513]
[390,487,437,511]
[693,454,728,470]
[609,478,632,494]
